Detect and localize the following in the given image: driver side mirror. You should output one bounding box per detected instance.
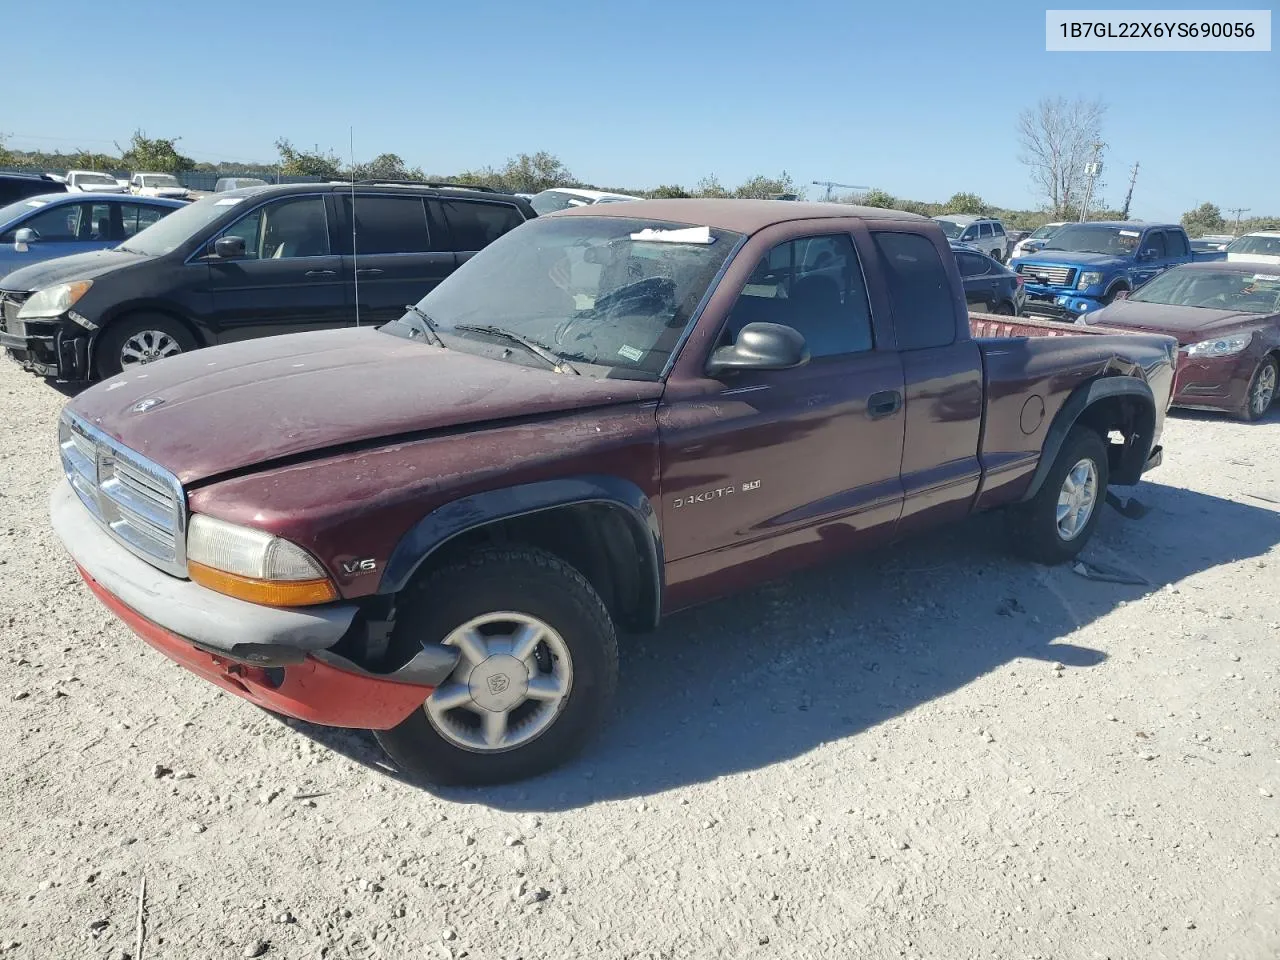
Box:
[707,322,810,377]
[212,235,246,259]
[13,228,36,252]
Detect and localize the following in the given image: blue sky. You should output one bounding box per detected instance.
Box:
[6,0,1277,220]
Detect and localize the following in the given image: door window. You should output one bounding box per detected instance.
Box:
[344,196,432,254]
[722,233,874,358]
[991,222,1005,236]
[872,231,957,350]
[120,203,166,238]
[1165,230,1189,257]
[439,200,525,252]
[87,203,113,240]
[979,222,993,239]
[6,203,85,242]
[1144,231,1168,259]
[219,196,329,260]
[956,251,990,278]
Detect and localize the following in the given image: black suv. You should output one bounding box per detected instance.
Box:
[0,172,70,206]
[0,181,535,380]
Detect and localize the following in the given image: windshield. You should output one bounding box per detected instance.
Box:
[933,219,965,239]
[1029,224,1061,240]
[0,197,57,226]
[143,175,181,188]
[1130,268,1280,314]
[116,194,233,256]
[75,173,118,186]
[1227,235,1280,257]
[385,215,742,380]
[1042,224,1141,256]
[530,190,595,215]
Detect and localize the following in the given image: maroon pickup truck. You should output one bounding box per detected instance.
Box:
[50,200,1176,785]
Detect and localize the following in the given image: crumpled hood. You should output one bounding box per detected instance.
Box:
[66,327,664,485]
[1086,299,1268,344]
[1015,251,1126,271]
[0,248,143,293]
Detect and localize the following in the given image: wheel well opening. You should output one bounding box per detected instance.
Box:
[411,503,657,632]
[97,308,207,353]
[1076,393,1154,485]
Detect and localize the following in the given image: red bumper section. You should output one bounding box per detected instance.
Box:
[78,566,432,731]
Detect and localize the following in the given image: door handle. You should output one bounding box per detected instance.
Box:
[867,390,902,419]
[356,268,384,276]
[305,269,337,277]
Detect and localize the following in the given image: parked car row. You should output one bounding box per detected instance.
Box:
[1,180,536,379]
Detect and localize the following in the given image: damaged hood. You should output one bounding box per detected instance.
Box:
[67,326,663,485]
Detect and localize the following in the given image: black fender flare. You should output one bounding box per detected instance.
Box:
[1020,376,1156,501]
[377,475,664,629]
[1102,277,1131,301]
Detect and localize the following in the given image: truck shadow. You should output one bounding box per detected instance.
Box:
[281,479,1280,809]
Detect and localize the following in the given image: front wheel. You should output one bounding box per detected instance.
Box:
[1010,427,1110,564]
[374,546,619,786]
[1239,356,1277,422]
[95,314,196,380]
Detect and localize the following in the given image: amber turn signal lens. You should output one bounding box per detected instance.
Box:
[188,561,338,607]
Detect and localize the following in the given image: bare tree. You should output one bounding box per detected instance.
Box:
[1017,97,1106,217]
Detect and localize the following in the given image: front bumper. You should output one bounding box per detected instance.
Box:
[1019,286,1104,321]
[1170,351,1254,412]
[51,478,452,729]
[0,315,88,379]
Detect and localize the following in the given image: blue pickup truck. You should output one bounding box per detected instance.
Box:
[1012,221,1225,322]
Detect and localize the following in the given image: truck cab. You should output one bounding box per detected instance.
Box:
[1013,221,1223,322]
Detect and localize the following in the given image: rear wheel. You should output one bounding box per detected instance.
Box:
[95,314,196,380]
[994,301,1016,316]
[374,546,618,786]
[1010,427,1109,564]
[1239,356,1277,422]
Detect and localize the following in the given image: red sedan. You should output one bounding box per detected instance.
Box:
[1085,262,1280,421]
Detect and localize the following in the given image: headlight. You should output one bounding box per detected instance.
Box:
[1184,333,1252,358]
[186,514,337,606]
[17,280,93,319]
[1077,271,1104,290]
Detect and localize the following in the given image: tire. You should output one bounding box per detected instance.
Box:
[1100,285,1127,307]
[94,313,196,380]
[1010,426,1110,565]
[374,546,619,786]
[1238,356,1277,422]
[994,301,1016,316]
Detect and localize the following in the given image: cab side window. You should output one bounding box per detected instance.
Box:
[2,203,86,243]
[721,233,874,358]
[871,231,957,350]
[1145,231,1168,259]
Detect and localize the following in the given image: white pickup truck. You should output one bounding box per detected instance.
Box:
[64,170,129,194]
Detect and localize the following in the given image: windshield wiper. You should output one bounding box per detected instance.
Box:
[453,323,579,375]
[402,304,445,347]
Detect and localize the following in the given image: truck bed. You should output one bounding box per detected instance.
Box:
[966,310,1176,510]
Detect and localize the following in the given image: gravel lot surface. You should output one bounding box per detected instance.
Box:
[1,357,1278,960]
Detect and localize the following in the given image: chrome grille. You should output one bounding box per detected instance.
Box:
[58,413,187,577]
[1015,264,1077,287]
[0,292,25,335]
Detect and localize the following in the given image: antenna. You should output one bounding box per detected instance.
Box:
[349,127,360,327]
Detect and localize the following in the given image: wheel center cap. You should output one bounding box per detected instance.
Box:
[468,655,528,712]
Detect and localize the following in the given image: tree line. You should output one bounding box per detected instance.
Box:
[3,128,1274,235]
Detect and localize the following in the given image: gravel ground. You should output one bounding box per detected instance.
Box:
[1,356,1278,960]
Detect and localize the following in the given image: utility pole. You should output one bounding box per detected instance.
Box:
[811,180,870,202]
[1120,161,1140,220]
[1226,207,1251,236]
[1077,141,1106,222]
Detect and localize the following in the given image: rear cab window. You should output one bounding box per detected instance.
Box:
[871,231,958,350]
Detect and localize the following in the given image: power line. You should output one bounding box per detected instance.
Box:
[1121,161,1140,220]
[1078,141,1106,221]
[1226,207,1251,235]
